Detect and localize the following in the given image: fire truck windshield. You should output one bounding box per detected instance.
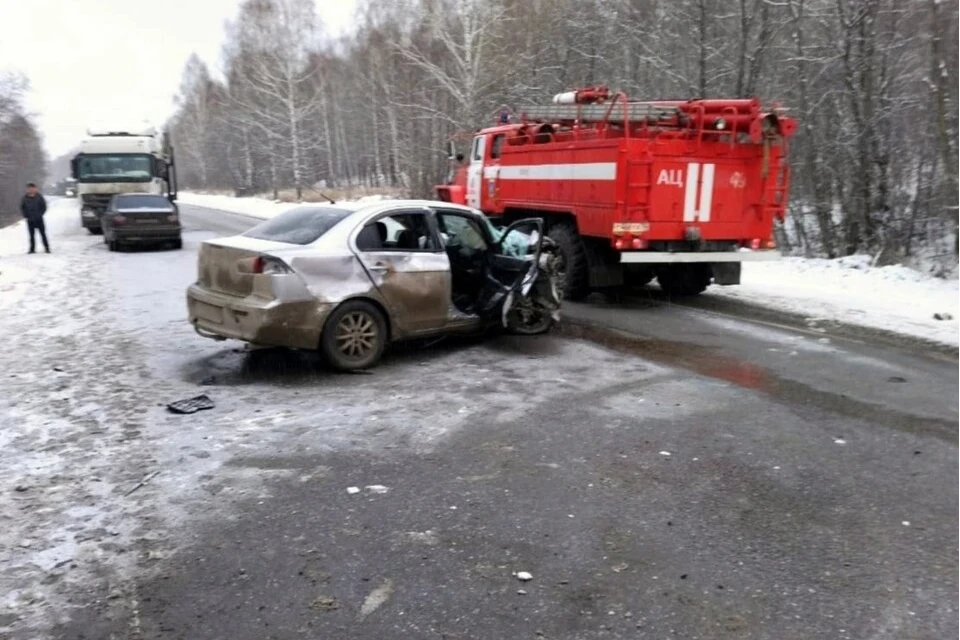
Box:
[76,154,154,182]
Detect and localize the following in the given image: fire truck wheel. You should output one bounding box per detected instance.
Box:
[656,264,711,296]
[546,223,589,300]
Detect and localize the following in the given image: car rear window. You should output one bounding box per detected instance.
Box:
[243,206,354,245]
[115,195,174,211]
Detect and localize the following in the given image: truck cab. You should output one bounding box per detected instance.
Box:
[71,124,177,234]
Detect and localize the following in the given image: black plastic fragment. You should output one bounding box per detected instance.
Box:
[167,394,215,414]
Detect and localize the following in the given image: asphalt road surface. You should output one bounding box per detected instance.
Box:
[3,201,955,640]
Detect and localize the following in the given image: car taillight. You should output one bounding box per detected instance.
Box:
[114,215,127,225]
[631,237,648,250]
[614,237,626,250]
[250,256,293,275]
[750,238,761,250]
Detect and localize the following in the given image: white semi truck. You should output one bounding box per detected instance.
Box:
[71,124,177,234]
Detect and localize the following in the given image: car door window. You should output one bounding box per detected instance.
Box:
[356,211,438,252]
[435,211,489,252]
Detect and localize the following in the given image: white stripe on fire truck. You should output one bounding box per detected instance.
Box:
[496,163,617,181]
[682,162,715,222]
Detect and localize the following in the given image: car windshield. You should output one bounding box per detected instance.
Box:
[115,195,173,211]
[243,206,354,245]
[76,154,154,182]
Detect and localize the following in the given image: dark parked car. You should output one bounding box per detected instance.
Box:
[102,193,182,251]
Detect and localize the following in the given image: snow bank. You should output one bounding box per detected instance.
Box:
[176,192,392,219]
[175,193,298,219]
[712,255,959,347]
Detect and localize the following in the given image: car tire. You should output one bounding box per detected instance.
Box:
[89,227,103,236]
[108,240,117,252]
[321,300,387,371]
[546,223,589,300]
[172,238,183,250]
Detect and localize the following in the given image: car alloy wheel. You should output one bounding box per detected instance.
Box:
[321,300,387,371]
[336,311,378,359]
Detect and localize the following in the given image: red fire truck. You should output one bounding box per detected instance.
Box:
[436,87,796,299]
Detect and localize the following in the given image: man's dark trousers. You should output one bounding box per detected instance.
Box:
[27,217,49,253]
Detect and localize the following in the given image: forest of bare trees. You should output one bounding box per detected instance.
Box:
[0,72,47,227]
[168,0,958,269]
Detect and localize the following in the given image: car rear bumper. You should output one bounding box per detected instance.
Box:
[186,283,332,350]
[619,250,781,264]
[114,225,181,242]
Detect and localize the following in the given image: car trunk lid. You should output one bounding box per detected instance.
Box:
[116,208,174,226]
[197,236,292,297]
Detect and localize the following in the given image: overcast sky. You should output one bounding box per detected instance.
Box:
[0,0,356,158]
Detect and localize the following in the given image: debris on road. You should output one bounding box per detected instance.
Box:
[166,394,215,415]
[364,484,389,494]
[358,578,394,620]
[125,470,161,496]
[612,563,629,573]
[659,451,671,457]
[834,438,847,445]
[346,486,361,495]
[404,530,439,546]
[517,589,528,595]
[310,596,340,611]
[516,571,533,581]
[933,312,953,321]
[887,376,907,383]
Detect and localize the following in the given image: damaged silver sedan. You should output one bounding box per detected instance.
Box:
[186,200,560,370]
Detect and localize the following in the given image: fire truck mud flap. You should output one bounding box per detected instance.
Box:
[711,262,741,285]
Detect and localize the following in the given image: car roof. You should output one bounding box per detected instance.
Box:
[283,199,481,226]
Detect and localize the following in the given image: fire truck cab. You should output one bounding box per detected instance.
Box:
[437,87,796,299]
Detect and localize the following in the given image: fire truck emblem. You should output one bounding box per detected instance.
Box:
[729,171,746,189]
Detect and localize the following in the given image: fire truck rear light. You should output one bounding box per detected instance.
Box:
[631,237,647,250]
[614,238,626,251]
[750,238,761,250]
[764,239,777,249]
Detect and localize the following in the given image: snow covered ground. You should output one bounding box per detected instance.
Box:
[714,256,959,347]
[177,192,960,348]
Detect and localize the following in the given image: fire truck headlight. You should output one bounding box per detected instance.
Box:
[714,117,727,130]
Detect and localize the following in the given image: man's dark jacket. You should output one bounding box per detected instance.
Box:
[20,194,47,220]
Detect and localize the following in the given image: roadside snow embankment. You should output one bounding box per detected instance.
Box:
[176,192,390,220]
[713,255,959,347]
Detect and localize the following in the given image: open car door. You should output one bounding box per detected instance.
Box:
[476,218,545,322]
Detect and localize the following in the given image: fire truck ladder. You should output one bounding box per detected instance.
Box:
[520,103,682,126]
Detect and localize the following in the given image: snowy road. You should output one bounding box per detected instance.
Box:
[0,198,956,639]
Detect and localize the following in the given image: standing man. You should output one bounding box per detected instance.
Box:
[20,183,50,254]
